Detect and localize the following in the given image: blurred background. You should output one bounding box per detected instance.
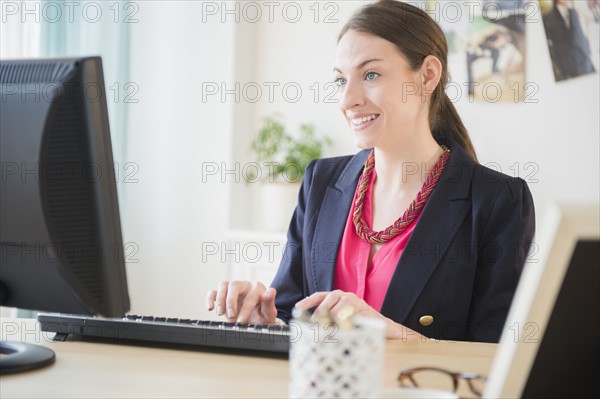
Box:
[1,0,598,320]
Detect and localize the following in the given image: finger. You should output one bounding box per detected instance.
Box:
[260,287,278,323]
[328,296,356,319]
[206,290,217,311]
[215,280,229,316]
[226,281,251,319]
[312,291,344,319]
[236,282,266,323]
[294,292,329,310]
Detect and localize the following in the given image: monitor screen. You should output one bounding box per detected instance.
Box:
[521,239,599,398]
[484,203,600,398]
[0,57,130,372]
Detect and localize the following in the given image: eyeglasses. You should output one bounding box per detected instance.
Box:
[397,367,487,398]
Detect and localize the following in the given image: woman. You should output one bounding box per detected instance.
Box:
[206,0,535,343]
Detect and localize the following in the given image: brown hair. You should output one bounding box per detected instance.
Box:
[338,0,478,162]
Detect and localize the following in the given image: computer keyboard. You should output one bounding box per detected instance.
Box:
[37,313,290,354]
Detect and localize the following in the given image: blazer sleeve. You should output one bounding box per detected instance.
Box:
[467,177,535,342]
[270,160,317,323]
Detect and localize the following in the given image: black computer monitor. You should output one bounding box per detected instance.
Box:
[0,57,130,374]
[484,203,600,398]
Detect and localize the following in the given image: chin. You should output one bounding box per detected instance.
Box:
[352,132,377,150]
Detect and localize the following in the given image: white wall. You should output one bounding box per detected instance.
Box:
[121,1,599,319]
[464,9,600,206]
[124,2,235,319]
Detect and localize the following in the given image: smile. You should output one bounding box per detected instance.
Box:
[351,114,380,127]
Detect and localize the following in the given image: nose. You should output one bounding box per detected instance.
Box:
[339,78,365,112]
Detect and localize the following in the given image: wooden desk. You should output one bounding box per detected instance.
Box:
[1,318,497,398]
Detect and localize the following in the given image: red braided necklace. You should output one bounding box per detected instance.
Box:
[353,146,450,244]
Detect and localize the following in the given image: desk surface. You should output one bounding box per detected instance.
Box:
[1,318,497,398]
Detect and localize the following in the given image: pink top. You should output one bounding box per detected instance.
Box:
[334,168,421,312]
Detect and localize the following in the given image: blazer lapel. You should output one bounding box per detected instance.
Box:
[310,150,369,292]
[380,143,474,323]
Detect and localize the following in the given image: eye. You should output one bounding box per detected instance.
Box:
[334,76,347,87]
[365,71,380,81]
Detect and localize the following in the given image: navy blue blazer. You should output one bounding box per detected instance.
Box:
[271,140,535,343]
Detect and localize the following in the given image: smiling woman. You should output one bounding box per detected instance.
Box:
[206,0,535,343]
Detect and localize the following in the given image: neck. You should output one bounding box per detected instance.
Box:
[373,130,442,193]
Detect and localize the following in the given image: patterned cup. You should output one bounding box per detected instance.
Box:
[289,316,386,398]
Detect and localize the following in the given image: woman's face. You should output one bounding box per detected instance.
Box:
[334,30,427,150]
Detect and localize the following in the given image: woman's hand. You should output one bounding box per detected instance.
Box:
[295,290,425,340]
[206,281,277,324]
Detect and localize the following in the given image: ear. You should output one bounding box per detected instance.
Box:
[419,55,443,96]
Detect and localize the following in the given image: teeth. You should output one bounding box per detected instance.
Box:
[351,114,378,126]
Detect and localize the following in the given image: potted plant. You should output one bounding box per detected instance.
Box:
[249,115,331,231]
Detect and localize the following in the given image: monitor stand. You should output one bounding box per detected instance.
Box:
[0,341,55,374]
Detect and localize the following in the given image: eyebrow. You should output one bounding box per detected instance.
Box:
[333,58,383,74]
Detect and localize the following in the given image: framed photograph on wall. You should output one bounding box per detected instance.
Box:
[430,0,527,102]
[465,1,526,102]
[540,0,599,82]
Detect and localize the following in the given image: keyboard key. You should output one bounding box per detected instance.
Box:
[267,325,285,334]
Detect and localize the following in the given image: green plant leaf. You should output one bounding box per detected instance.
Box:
[249,114,331,183]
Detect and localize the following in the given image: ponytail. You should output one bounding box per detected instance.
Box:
[431,91,478,163]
